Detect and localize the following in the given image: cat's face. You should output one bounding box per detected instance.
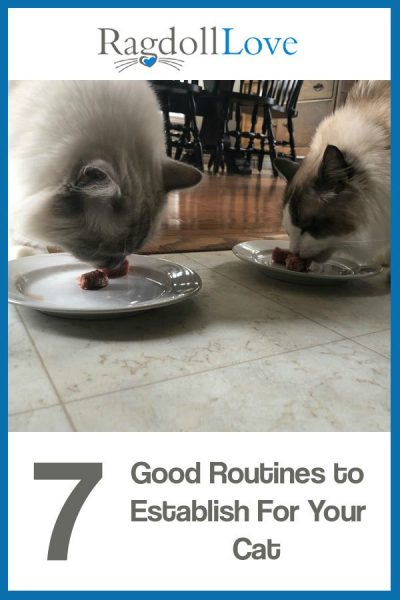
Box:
[277,145,364,262]
[29,157,201,268]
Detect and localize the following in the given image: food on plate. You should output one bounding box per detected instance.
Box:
[78,258,129,290]
[285,253,312,272]
[102,258,130,278]
[272,246,312,272]
[78,270,109,290]
[271,247,291,265]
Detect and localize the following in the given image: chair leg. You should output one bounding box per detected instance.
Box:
[174,144,184,162]
[264,106,278,176]
[213,140,224,173]
[175,107,191,162]
[287,115,296,161]
[211,98,230,174]
[257,137,265,172]
[194,140,204,171]
[246,102,258,162]
[234,101,242,151]
[188,92,204,171]
[162,97,173,158]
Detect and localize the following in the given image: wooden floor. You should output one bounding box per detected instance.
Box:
[142,168,288,254]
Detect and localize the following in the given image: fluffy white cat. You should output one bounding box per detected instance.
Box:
[9,80,201,268]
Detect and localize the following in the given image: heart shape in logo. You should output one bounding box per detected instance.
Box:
[141,56,157,68]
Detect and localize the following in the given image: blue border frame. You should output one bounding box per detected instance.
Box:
[3,0,398,596]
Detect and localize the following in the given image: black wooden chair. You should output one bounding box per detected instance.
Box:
[207,80,303,176]
[150,80,204,171]
[204,80,277,175]
[257,80,303,172]
[198,80,234,174]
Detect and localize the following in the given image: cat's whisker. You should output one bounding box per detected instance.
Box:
[158,58,185,64]
[281,80,390,266]
[114,59,139,65]
[158,60,181,71]
[115,60,138,67]
[158,59,181,65]
[117,62,139,74]
[115,59,139,68]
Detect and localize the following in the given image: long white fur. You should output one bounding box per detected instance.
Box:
[8,81,171,259]
[286,80,390,264]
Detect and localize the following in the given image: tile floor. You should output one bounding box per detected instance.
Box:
[9,244,390,432]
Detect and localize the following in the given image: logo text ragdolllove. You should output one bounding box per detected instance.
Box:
[98,27,299,72]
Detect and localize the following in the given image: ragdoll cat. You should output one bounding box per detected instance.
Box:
[8,80,201,268]
[275,80,390,265]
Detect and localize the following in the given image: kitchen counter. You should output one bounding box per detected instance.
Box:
[9,244,390,432]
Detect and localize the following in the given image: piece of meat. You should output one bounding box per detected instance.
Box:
[272,247,291,265]
[78,258,130,290]
[285,253,312,272]
[272,246,312,272]
[78,270,109,290]
[102,258,129,279]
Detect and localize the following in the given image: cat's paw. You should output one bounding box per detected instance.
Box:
[9,245,45,260]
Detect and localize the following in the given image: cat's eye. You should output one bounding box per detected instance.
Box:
[82,166,108,181]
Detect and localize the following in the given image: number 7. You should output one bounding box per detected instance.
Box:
[34,463,103,561]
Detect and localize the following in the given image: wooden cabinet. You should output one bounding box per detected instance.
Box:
[273,80,355,153]
[274,80,338,150]
[298,80,335,101]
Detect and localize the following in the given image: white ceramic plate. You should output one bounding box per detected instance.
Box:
[232,241,383,285]
[8,253,202,318]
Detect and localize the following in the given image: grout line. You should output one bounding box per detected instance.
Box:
[53,337,354,409]
[12,266,390,420]
[16,307,77,432]
[351,327,391,336]
[210,264,391,343]
[209,266,350,339]
[348,330,391,359]
[9,304,25,327]
[182,251,232,264]
[8,402,65,418]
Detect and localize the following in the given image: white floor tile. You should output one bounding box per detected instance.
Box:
[9,406,73,432]
[151,253,209,271]
[18,270,340,403]
[66,340,389,432]
[184,251,234,268]
[211,259,390,337]
[8,307,59,413]
[352,330,390,358]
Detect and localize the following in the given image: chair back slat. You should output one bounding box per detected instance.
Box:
[269,80,303,113]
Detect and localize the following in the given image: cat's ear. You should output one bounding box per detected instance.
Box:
[75,160,120,197]
[319,145,352,183]
[274,158,300,182]
[162,158,202,192]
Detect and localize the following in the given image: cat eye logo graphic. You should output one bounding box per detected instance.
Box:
[113,56,185,73]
